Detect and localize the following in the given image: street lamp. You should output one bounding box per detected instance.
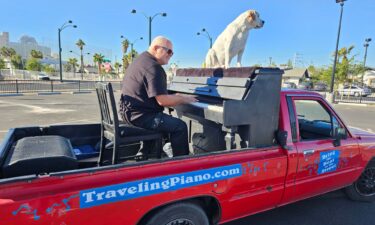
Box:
[120,36,143,62]
[362,38,372,85]
[197,28,213,49]
[131,9,167,46]
[130,37,143,62]
[58,20,77,82]
[329,0,346,97]
[69,50,90,79]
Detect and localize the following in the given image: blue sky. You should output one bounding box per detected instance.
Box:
[1,0,374,68]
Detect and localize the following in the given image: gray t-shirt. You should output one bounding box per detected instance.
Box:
[120,51,168,123]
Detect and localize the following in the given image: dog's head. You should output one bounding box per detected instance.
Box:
[246,10,264,29]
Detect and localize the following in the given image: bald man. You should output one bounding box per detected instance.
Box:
[120,36,196,157]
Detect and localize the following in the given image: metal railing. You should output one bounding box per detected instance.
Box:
[0,69,125,82]
[334,93,375,104]
[0,80,122,94]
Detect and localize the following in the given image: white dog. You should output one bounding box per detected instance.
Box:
[205,10,264,68]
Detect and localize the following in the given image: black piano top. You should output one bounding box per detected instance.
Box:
[176,67,259,78]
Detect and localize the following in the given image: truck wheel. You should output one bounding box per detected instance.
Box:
[144,202,209,225]
[345,161,375,202]
[354,92,360,97]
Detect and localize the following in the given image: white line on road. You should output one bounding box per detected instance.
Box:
[49,119,97,125]
[0,100,74,114]
[349,126,375,134]
[348,126,367,132]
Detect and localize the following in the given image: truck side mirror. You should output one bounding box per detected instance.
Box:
[332,116,347,147]
[337,127,347,139]
[276,130,288,150]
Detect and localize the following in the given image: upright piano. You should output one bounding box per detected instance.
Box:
[168,67,283,152]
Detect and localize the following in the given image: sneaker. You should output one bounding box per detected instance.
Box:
[163,142,173,158]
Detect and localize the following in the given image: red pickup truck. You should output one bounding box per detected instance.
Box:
[0,68,374,225]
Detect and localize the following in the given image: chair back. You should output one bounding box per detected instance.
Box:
[95,82,119,134]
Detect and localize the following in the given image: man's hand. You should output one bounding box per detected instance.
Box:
[175,93,197,104]
[155,94,197,107]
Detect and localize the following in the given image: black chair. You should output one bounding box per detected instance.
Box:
[95,82,162,165]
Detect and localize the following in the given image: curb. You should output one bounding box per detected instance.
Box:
[0,93,24,97]
[337,102,368,107]
[70,91,92,94]
[37,92,62,96]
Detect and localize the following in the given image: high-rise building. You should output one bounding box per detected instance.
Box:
[0,31,52,59]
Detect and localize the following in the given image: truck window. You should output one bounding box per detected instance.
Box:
[294,100,333,141]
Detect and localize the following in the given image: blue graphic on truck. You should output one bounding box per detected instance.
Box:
[80,164,242,208]
[318,150,340,174]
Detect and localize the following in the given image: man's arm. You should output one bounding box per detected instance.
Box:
[155,94,197,107]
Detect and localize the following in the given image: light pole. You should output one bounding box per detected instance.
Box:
[362,38,372,85]
[197,28,213,49]
[131,9,167,46]
[329,0,346,97]
[120,36,143,62]
[130,37,143,62]
[58,20,77,82]
[69,50,90,79]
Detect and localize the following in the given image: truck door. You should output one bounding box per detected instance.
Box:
[289,96,361,201]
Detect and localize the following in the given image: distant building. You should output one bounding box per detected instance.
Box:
[364,70,375,88]
[282,68,310,86]
[0,32,9,46]
[0,32,52,59]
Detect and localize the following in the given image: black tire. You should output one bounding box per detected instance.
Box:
[144,202,209,225]
[345,161,375,202]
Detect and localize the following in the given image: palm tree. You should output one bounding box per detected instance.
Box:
[122,39,129,55]
[114,62,122,77]
[122,56,129,73]
[0,58,5,70]
[336,45,355,84]
[68,58,79,76]
[93,53,105,76]
[30,50,43,59]
[11,54,23,69]
[1,47,17,73]
[0,47,16,59]
[76,39,86,76]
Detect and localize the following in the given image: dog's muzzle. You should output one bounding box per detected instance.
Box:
[256,20,265,28]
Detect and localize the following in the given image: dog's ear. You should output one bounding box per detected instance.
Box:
[247,10,257,21]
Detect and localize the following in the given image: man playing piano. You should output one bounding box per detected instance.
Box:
[120,36,196,157]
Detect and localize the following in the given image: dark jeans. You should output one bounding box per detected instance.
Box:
[132,113,189,156]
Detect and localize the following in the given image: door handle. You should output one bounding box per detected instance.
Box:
[303,149,315,156]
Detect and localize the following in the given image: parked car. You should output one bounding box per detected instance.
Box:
[282,82,297,89]
[338,85,372,97]
[37,73,50,80]
[297,81,313,90]
[314,82,328,91]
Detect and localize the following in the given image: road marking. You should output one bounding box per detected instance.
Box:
[49,119,97,125]
[0,100,74,114]
[349,126,375,134]
[337,102,368,107]
[348,126,367,132]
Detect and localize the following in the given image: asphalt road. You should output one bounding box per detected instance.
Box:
[0,93,374,225]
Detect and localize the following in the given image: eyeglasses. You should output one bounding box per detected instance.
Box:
[159,46,174,56]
